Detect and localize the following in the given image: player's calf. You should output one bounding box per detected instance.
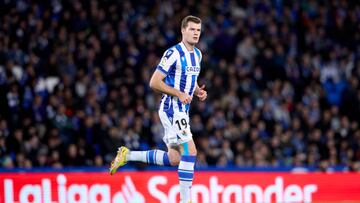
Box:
[178,141,197,203]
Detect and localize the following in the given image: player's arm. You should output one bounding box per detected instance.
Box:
[149,71,180,97]
[194,83,207,101]
[193,49,206,101]
[149,70,192,104]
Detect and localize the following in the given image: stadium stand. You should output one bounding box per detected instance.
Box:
[0,0,359,172]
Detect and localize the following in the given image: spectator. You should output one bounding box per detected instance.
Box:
[0,0,359,172]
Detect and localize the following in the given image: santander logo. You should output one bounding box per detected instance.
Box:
[149,176,317,203]
[2,174,317,203]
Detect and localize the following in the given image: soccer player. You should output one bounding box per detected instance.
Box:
[109,15,207,203]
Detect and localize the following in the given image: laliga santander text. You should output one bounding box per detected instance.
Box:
[1,172,360,203]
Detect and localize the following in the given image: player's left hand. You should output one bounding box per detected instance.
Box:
[196,84,207,101]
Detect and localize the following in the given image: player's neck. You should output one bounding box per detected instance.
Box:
[181,40,195,51]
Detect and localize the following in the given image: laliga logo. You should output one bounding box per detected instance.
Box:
[3,175,144,203]
[114,176,145,203]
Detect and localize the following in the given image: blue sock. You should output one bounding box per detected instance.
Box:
[127,150,171,166]
[178,155,196,203]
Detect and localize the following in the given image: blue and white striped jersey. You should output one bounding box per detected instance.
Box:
[156,42,202,114]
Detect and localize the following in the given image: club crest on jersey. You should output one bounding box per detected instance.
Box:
[165,50,174,58]
[168,116,173,124]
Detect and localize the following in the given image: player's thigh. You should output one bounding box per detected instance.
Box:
[159,111,193,145]
[158,111,177,144]
[171,112,193,144]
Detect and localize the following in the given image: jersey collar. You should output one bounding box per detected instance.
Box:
[180,41,194,53]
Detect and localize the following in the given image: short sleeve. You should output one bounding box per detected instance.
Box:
[156,48,178,75]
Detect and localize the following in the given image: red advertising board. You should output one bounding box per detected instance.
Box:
[0,171,359,203]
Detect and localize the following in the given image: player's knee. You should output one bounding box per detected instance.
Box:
[169,155,180,166]
[184,146,197,156]
[190,147,197,156]
[182,142,197,156]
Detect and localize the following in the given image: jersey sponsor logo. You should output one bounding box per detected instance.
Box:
[186,66,200,73]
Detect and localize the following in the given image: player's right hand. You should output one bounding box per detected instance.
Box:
[178,92,192,104]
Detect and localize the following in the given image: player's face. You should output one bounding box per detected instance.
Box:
[182,22,201,45]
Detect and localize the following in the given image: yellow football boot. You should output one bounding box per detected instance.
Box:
[109,146,129,175]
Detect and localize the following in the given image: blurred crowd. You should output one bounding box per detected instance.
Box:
[0,0,360,172]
